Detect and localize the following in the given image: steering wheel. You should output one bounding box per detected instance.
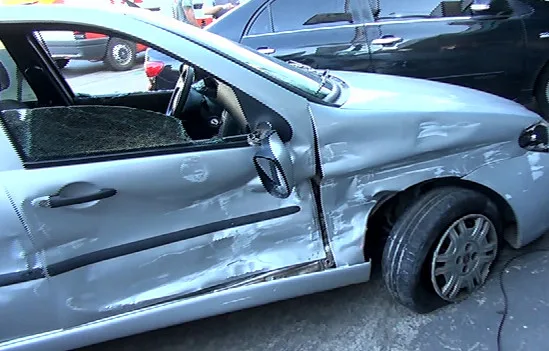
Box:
[166,64,195,118]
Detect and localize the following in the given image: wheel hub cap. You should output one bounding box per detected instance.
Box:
[112,44,132,66]
[430,214,498,302]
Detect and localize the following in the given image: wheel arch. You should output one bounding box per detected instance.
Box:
[532,59,549,100]
[363,176,518,262]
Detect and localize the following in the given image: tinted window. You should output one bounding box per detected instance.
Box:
[373,0,472,19]
[270,0,355,32]
[0,106,192,163]
[248,6,272,35]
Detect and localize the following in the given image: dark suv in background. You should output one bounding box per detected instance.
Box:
[144,0,549,118]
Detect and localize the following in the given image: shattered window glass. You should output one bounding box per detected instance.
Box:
[0,105,193,163]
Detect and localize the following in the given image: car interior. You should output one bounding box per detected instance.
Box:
[0,28,256,154]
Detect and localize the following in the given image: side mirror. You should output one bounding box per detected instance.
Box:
[470,0,511,16]
[518,121,549,152]
[471,0,491,12]
[249,122,294,199]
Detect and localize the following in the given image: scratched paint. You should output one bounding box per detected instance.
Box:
[308,73,542,264]
[2,6,549,349]
[527,152,544,181]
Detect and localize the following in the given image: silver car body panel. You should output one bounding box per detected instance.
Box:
[0,262,372,351]
[464,152,549,248]
[0,4,547,350]
[0,4,327,346]
[309,71,543,265]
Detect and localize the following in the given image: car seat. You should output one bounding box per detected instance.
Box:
[0,61,30,111]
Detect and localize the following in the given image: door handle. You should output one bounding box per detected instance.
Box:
[32,188,117,208]
[257,47,276,55]
[371,36,403,45]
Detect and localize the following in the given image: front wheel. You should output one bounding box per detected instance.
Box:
[382,187,501,313]
[104,38,136,71]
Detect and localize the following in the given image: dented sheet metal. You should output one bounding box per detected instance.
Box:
[0,187,56,343]
[0,110,325,329]
[308,77,542,265]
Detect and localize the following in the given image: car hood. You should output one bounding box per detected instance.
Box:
[330,70,539,118]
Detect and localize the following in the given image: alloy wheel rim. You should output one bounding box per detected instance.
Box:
[112,44,132,66]
[430,214,498,302]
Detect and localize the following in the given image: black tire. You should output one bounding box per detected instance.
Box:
[535,65,549,120]
[55,59,70,69]
[381,186,502,314]
[104,38,136,71]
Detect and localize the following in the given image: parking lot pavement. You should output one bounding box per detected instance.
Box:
[77,233,549,351]
[62,58,148,96]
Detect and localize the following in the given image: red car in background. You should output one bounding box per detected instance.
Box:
[40,30,148,71]
[25,0,157,70]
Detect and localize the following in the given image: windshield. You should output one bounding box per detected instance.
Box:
[133,10,333,100]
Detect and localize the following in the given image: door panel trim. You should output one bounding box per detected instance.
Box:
[0,206,301,288]
[243,16,483,39]
[21,136,250,170]
[243,23,365,39]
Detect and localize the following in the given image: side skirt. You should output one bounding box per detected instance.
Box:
[1,261,371,351]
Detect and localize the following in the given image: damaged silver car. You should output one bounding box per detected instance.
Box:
[1,4,549,351]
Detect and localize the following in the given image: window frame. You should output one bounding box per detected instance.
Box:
[245,3,274,36]
[244,0,365,37]
[0,27,257,170]
[2,116,251,170]
[0,39,39,103]
[270,0,358,33]
[368,0,513,22]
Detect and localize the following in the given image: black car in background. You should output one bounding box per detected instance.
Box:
[144,0,549,118]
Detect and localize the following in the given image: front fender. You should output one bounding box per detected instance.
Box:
[464,151,549,248]
[317,139,525,266]
[310,103,536,266]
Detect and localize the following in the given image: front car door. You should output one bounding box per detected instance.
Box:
[0,19,326,340]
[240,0,373,71]
[366,0,528,100]
[0,40,60,344]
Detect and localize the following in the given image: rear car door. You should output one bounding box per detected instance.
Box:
[366,0,527,100]
[240,0,373,71]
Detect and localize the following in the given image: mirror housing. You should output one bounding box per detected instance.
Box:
[471,0,511,16]
[471,0,491,12]
[518,121,549,153]
[249,122,295,199]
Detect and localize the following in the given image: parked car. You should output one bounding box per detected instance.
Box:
[18,0,157,70]
[2,3,549,350]
[147,0,549,118]
[39,29,148,70]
